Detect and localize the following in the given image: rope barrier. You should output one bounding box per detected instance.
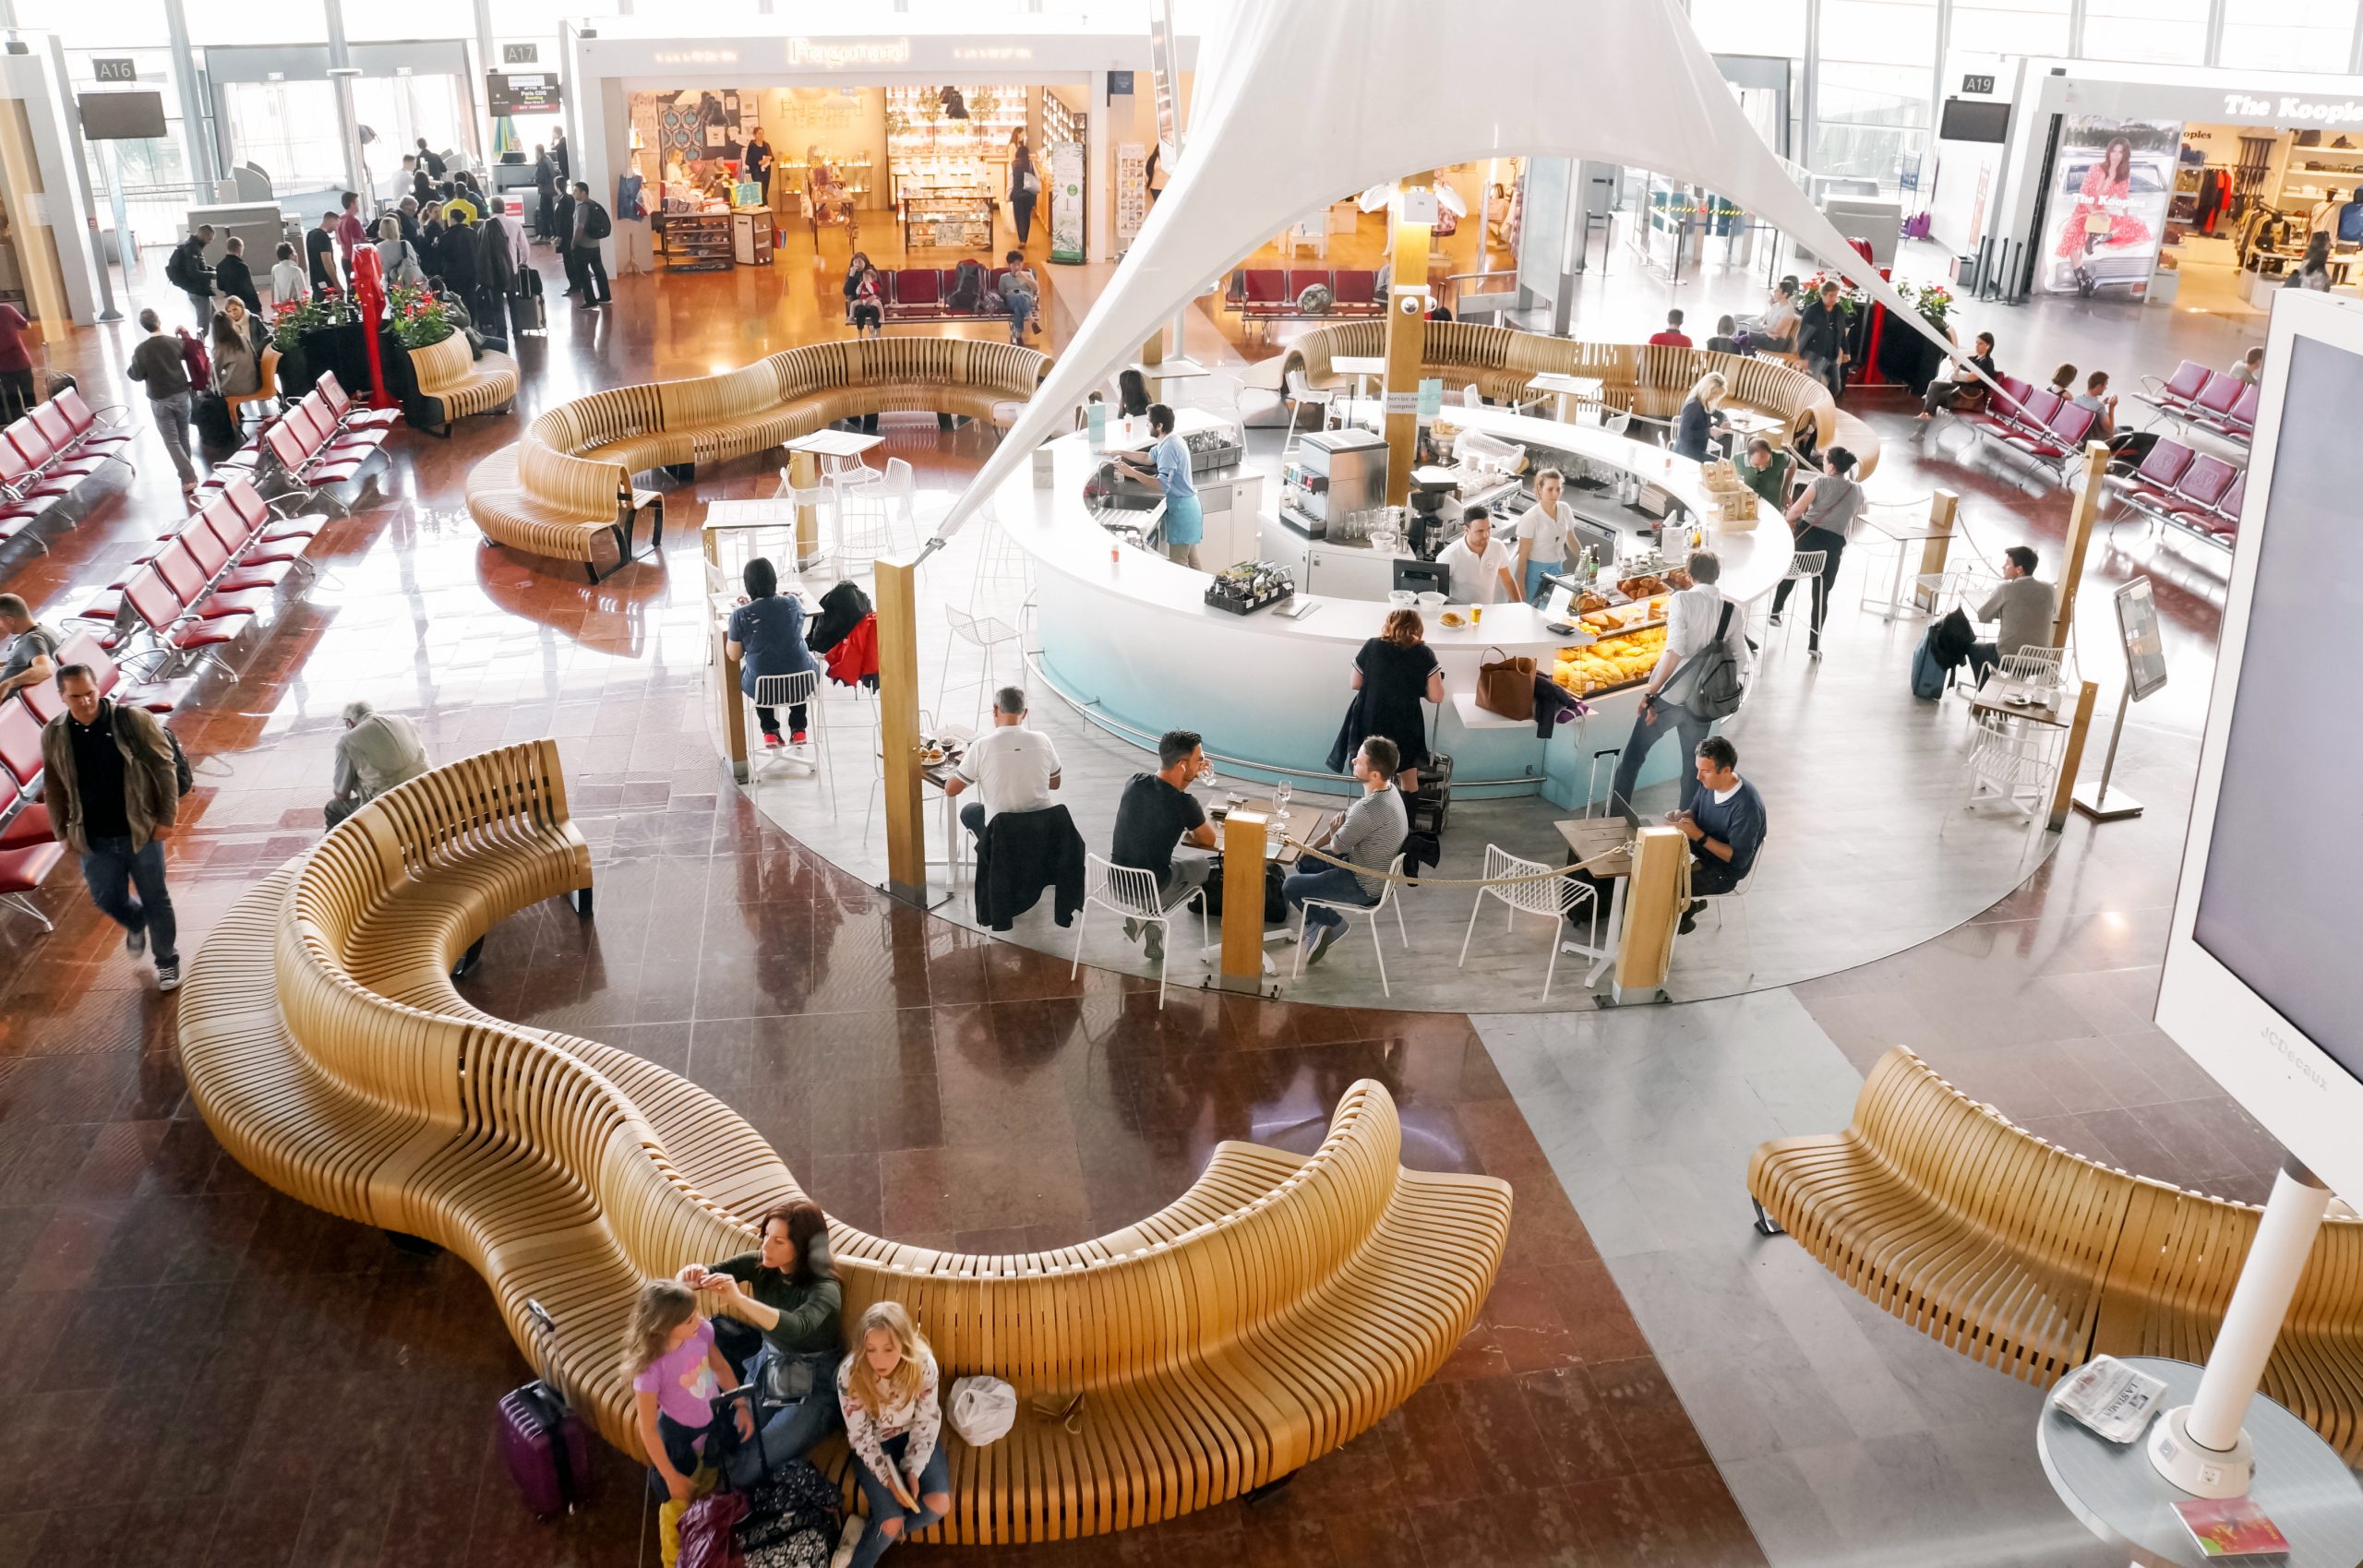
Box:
[1275,832,1638,888]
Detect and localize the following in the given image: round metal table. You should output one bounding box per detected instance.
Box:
[2037,1358,2363,1566]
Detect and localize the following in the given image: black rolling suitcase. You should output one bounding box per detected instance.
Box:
[513,269,548,337]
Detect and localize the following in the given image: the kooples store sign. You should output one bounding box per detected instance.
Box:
[2225,90,2363,126]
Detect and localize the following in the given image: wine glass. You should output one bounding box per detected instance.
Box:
[1275,780,1292,824]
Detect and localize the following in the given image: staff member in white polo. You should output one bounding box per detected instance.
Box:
[942,686,1062,835]
[1110,403,1205,569]
[1435,505,1520,604]
[1512,467,1574,605]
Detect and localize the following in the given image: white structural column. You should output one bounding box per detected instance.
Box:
[1086,69,1110,264]
[930,0,1962,545]
[162,0,216,196]
[2149,1158,2333,1498]
[472,0,498,164]
[324,0,366,201]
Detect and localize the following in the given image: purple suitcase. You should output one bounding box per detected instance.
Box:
[498,1300,597,1517]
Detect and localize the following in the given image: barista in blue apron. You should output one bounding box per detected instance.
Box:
[1114,403,1204,569]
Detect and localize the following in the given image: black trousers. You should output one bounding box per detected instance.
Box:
[574,248,609,304]
[558,245,579,293]
[1769,526,1847,651]
[754,702,809,736]
[0,366,32,422]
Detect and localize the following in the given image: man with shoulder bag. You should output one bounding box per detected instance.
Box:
[569,182,611,308]
[1605,548,1753,821]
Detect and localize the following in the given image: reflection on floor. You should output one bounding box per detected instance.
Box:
[0,186,2284,1567]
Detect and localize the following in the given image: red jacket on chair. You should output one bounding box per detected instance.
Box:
[823,612,880,689]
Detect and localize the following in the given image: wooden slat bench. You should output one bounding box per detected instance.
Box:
[463,338,1050,580]
[1281,319,1883,479]
[179,740,1512,1541]
[1749,1046,2363,1459]
[405,332,519,436]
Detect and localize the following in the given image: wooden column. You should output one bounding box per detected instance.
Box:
[1217,810,1271,988]
[873,556,928,902]
[1613,825,1687,1004]
[1382,178,1435,505]
[2048,679,2100,833]
[1912,488,1960,614]
[788,449,822,569]
[2052,441,2111,652]
[706,528,749,782]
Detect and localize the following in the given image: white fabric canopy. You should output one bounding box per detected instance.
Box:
[934,0,1954,541]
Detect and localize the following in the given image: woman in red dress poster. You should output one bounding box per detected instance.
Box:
[2056,136,2153,259]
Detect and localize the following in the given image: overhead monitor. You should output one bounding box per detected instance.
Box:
[2159,290,2363,1202]
[78,90,167,141]
[1939,98,2010,144]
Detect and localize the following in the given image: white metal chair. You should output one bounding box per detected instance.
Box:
[833,466,893,569]
[1458,844,1595,1002]
[1289,851,1410,995]
[774,465,837,571]
[1770,549,1826,653]
[939,603,1021,727]
[1072,852,1208,1008]
[880,457,920,553]
[748,669,833,807]
[1281,366,1335,460]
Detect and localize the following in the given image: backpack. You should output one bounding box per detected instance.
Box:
[165,243,198,291]
[733,1458,842,1568]
[948,258,986,312]
[193,392,237,449]
[176,329,212,395]
[163,724,194,796]
[582,201,611,241]
[1297,281,1335,315]
[1911,624,1949,700]
[1683,601,1750,720]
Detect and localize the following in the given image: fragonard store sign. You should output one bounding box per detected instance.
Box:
[786,37,912,69]
[2224,91,2363,127]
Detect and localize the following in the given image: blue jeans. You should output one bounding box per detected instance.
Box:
[1283,863,1375,933]
[1607,698,1711,820]
[851,1430,951,1568]
[722,1347,845,1489]
[81,836,176,964]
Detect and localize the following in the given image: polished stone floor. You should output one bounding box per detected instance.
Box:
[0,198,2278,1567]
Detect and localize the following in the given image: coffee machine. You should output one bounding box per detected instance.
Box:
[1405,466,1460,561]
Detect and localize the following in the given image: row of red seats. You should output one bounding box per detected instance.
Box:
[0,387,138,550]
[66,473,320,682]
[0,632,180,932]
[2105,440,2244,548]
[1951,375,2102,485]
[1225,267,1385,336]
[871,266,1027,322]
[2133,360,2259,446]
[257,375,396,514]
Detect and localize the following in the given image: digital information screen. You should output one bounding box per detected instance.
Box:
[2193,334,2363,1085]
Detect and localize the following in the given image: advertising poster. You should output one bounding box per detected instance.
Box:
[1048,140,1086,264]
[2039,115,2180,297]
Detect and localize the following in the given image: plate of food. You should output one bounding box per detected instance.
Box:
[1439,609,1468,628]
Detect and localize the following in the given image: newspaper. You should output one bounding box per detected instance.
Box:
[2051,1356,2168,1443]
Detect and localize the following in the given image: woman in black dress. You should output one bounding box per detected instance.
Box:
[1331,608,1445,791]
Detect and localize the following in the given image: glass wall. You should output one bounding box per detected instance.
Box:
[2219,1,2362,71]
[1950,0,2073,57]
[2081,0,2211,65]
[1814,0,1940,187]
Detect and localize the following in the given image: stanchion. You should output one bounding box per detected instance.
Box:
[1217,810,1271,992]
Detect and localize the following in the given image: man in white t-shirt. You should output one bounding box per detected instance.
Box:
[1434,506,1519,605]
[944,685,1063,834]
[1511,467,1575,606]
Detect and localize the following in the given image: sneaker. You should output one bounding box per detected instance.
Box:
[126,923,147,958]
[1304,922,1342,967]
[1142,922,1165,963]
[1677,900,1705,937]
[1768,612,1783,628]
[831,1514,864,1568]
[762,732,784,748]
[790,730,809,745]
[155,960,181,993]
[1122,916,1142,944]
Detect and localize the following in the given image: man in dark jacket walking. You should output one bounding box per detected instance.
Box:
[552,186,578,295]
[475,197,521,347]
[1797,280,1850,402]
[40,663,183,990]
[569,182,611,307]
[167,225,215,331]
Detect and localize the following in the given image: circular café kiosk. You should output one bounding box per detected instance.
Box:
[995,328,1870,807]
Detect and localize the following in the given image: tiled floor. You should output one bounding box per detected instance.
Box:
[0,195,2276,1567]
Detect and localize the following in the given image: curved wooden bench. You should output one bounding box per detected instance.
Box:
[1749,1046,2363,1459]
[464,339,1050,575]
[406,332,518,435]
[1281,319,1883,478]
[179,741,1511,1541]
